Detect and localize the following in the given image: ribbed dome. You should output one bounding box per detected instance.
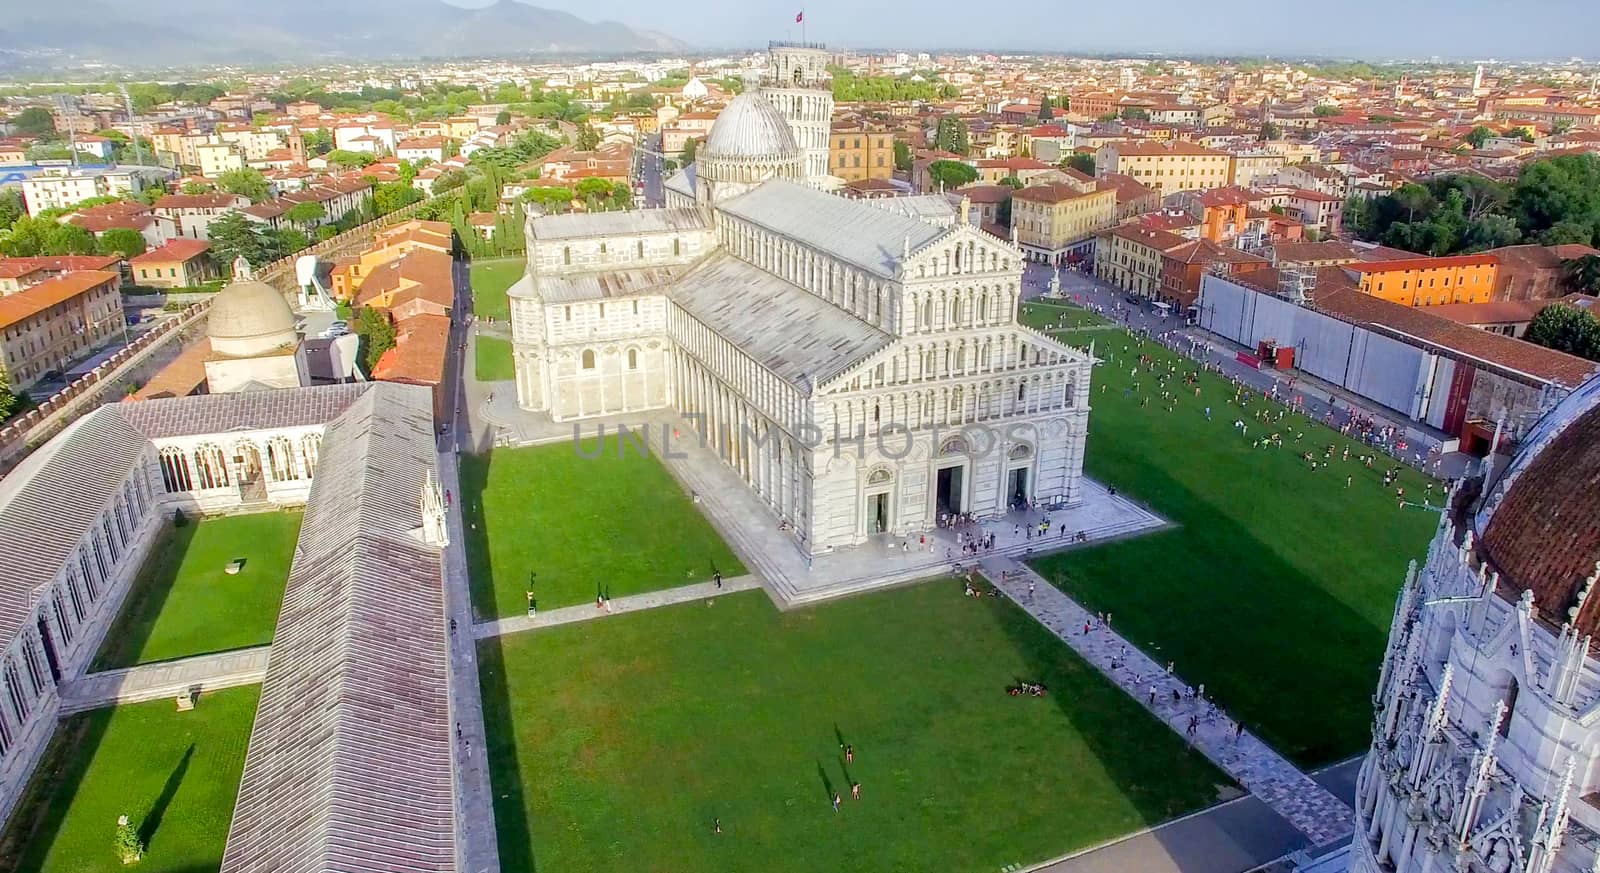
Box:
[1477,375,1600,633]
[208,277,298,358]
[704,92,800,161]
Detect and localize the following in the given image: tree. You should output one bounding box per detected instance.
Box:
[208,212,274,267]
[576,124,600,151]
[1038,95,1053,121]
[0,189,22,231]
[893,141,912,173]
[495,110,512,126]
[1462,213,1522,251]
[14,107,55,139]
[1563,253,1600,295]
[1313,105,1340,117]
[97,228,147,259]
[575,177,615,209]
[522,186,575,214]
[284,201,327,228]
[354,306,396,375]
[1511,154,1600,245]
[302,129,334,156]
[934,117,970,155]
[1524,303,1600,362]
[373,181,422,215]
[680,137,698,166]
[492,82,526,104]
[325,149,375,171]
[217,167,271,202]
[433,168,469,194]
[1065,153,1095,176]
[1259,121,1282,141]
[274,226,310,253]
[927,160,978,190]
[1464,125,1497,149]
[1121,107,1149,122]
[181,181,215,195]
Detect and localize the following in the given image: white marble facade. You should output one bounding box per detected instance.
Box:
[1351,378,1600,873]
[509,85,1091,558]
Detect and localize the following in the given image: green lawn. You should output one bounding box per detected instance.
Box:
[470,259,522,323]
[1020,299,1113,331]
[480,583,1234,873]
[475,335,515,382]
[460,438,745,618]
[0,686,259,873]
[92,511,302,671]
[1030,328,1437,767]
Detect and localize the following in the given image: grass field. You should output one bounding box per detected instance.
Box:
[0,686,259,873]
[1020,299,1113,331]
[1030,321,1437,766]
[92,511,302,671]
[480,583,1234,873]
[475,335,515,382]
[470,258,522,323]
[460,437,745,617]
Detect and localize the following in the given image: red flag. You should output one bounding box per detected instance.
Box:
[795,11,804,22]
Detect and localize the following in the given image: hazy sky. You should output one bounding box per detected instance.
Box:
[448,0,1600,61]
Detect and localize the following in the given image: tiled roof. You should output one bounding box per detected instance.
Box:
[221,383,456,873]
[718,179,944,279]
[530,207,705,241]
[1479,384,1600,638]
[118,382,370,438]
[671,252,891,389]
[0,271,119,330]
[130,239,210,264]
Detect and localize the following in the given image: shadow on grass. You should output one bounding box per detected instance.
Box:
[457,453,496,623]
[0,707,116,873]
[1029,462,1390,768]
[90,520,197,672]
[139,744,194,850]
[476,633,536,873]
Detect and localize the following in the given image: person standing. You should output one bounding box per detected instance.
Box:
[832,793,841,813]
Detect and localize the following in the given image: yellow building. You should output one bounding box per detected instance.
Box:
[1095,141,1231,197]
[828,124,896,182]
[1095,224,1190,299]
[1342,254,1500,307]
[1011,184,1116,264]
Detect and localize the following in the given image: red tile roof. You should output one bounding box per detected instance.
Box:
[131,239,211,264]
[0,270,119,330]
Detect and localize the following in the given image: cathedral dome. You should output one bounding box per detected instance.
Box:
[1476,375,1600,633]
[207,275,299,358]
[703,92,801,162]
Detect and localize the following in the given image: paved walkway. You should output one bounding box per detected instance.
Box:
[976,555,1355,848]
[474,575,762,638]
[58,646,270,714]
[445,260,503,873]
[1031,758,1360,873]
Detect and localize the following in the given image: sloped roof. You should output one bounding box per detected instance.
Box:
[530,207,705,241]
[221,383,455,873]
[670,252,891,389]
[718,179,944,279]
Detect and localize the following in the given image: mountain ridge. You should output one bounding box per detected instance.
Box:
[0,0,690,65]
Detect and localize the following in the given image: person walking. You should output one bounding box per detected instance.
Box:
[851,782,861,800]
[714,571,723,590]
[845,744,854,764]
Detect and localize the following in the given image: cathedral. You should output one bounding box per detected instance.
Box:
[507,44,1093,557]
[1352,373,1600,872]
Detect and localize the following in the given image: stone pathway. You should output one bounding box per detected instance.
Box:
[474,575,761,638]
[444,266,504,873]
[57,646,270,714]
[976,555,1355,848]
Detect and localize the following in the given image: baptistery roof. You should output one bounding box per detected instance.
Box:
[703,92,801,162]
[208,275,298,357]
[1477,374,1600,633]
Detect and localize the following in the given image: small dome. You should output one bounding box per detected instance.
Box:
[208,277,298,358]
[704,92,800,162]
[1477,375,1600,633]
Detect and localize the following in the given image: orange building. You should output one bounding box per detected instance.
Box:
[1194,187,1252,243]
[1342,254,1500,307]
[330,219,454,300]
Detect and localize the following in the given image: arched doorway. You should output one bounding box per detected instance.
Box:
[234,441,265,503]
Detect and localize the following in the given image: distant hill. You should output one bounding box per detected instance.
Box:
[0,0,690,65]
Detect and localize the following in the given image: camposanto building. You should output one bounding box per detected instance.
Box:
[508,86,1092,557]
[1351,374,1600,872]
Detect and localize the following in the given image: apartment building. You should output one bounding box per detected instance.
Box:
[1342,255,1500,307]
[20,168,156,215]
[154,192,252,240]
[195,141,246,177]
[1011,184,1116,265]
[1095,140,1232,197]
[828,123,896,182]
[1096,224,1191,300]
[0,270,124,389]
